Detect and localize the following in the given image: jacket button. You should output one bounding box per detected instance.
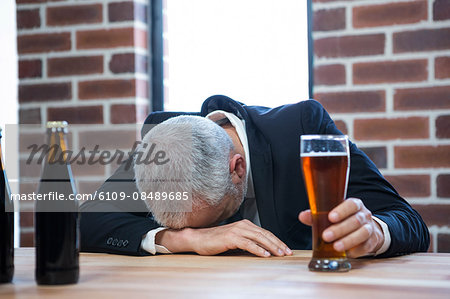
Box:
[112,238,118,246]
[123,240,129,247]
[117,240,123,247]
[107,237,113,245]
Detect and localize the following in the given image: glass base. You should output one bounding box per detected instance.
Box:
[308,258,351,272]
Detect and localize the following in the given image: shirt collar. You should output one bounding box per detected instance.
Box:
[206,110,251,182]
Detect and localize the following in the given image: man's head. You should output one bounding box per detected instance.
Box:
[134,115,247,229]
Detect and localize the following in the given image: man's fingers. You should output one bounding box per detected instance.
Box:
[346,236,378,258]
[238,220,292,255]
[242,229,286,256]
[322,210,372,242]
[255,228,292,255]
[333,223,373,252]
[329,198,363,223]
[299,210,312,226]
[235,238,271,258]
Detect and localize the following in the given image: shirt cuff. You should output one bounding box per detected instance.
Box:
[372,216,391,256]
[141,227,172,254]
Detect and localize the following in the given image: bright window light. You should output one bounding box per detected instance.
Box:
[163,0,310,111]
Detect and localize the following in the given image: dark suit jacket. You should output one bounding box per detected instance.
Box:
[80,95,430,257]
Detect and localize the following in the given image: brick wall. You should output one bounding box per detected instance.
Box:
[312,0,450,252]
[16,0,150,246]
[15,0,449,252]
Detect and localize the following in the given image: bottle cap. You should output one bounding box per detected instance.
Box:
[46,121,68,129]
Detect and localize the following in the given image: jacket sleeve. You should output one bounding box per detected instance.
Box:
[80,159,160,256]
[300,99,430,257]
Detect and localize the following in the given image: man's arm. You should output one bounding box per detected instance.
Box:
[80,160,160,256]
[154,219,292,257]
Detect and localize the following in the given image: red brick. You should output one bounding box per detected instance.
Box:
[353,1,427,28]
[394,28,450,53]
[19,59,42,78]
[313,8,345,32]
[435,56,450,79]
[314,64,345,85]
[437,174,450,197]
[353,59,427,84]
[77,28,147,50]
[109,53,148,74]
[315,90,385,113]
[359,146,387,169]
[19,132,45,154]
[315,34,385,58]
[136,79,149,99]
[19,130,73,155]
[412,204,450,227]
[354,117,429,141]
[47,106,103,124]
[19,108,41,124]
[20,212,34,227]
[78,129,138,151]
[394,145,450,168]
[433,0,450,21]
[48,56,103,77]
[79,79,136,100]
[19,82,71,103]
[438,234,450,253]
[394,86,450,111]
[20,231,34,247]
[20,158,42,178]
[110,104,148,124]
[436,115,450,139]
[17,32,71,54]
[16,0,45,3]
[109,1,147,23]
[334,120,347,135]
[111,104,137,124]
[47,4,102,26]
[134,28,148,49]
[384,175,430,198]
[17,9,41,29]
[19,182,39,196]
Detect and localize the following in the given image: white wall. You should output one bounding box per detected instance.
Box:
[0,0,19,246]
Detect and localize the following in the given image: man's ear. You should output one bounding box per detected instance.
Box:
[229,154,246,183]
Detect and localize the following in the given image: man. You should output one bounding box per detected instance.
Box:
[80,95,429,258]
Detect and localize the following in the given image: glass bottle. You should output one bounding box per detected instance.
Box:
[35,121,79,285]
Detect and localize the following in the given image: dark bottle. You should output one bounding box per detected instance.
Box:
[35,121,79,285]
[0,127,14,283]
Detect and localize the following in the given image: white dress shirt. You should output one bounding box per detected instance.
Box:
[141,112,391,255]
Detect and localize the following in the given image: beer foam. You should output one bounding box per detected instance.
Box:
[300,152,348,157]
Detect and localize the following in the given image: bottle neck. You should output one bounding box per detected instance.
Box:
[45,128,69,164]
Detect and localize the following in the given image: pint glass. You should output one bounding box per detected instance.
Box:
[300,135,351,272]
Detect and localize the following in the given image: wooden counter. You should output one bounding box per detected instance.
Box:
[1,248,449,298]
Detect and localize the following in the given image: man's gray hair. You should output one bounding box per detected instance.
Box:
[134,115,239,228]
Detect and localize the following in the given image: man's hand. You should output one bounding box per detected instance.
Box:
[156,219,292,257]
[299,198,384,258]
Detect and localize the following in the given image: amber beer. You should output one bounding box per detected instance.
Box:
[300,135,351,272]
